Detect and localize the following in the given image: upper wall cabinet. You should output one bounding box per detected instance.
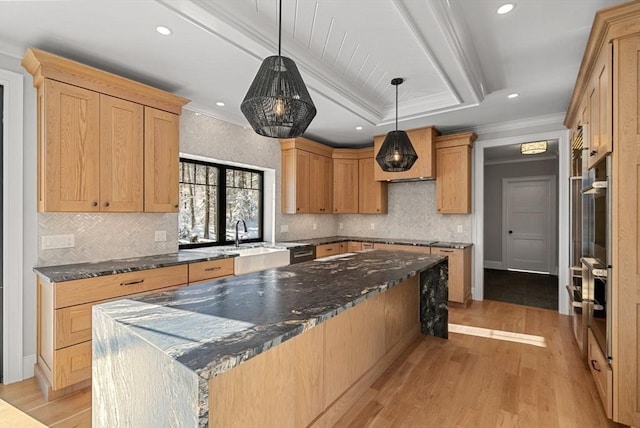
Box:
[435,132,476,214]
[373,126,439,181]
[21,48,189,213]
[280,137,334,214]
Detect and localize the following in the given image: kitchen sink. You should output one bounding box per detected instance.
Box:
[223,246,290,275]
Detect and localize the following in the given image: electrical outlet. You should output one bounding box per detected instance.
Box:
[313,223,317,230]
[41,234,75,250]
[280,224,289,233]
[155,230,167,242]
[370,223,375,230]
[457,225,463,233]
[339,222,344,230]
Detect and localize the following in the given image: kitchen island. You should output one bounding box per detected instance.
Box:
[92,250,448,427]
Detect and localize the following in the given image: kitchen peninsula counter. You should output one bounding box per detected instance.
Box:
[93,250,448,427]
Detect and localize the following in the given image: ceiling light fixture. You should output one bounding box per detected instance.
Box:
[521,141,548,155]
[375,78,418,172]
[507,93,519,99]
[240,0,316,138]
[155,26,172,36]
[216,101,225,107]
[497,3,515,15]
[355,126,363,130]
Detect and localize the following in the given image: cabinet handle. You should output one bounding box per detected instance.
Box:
[297,208,300,211]
[439,249,454,253]
[590,150,597,157]
[205,266,221,272]
[104,201,110,207]
[120,279,144,286]
[174,204,179,208]
[590,359,601,372]
[376,209,380,212]
[326,248,333,251]
[92,201,98,207]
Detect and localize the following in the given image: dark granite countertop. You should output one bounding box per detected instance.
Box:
[34,251,237,283]
[94,250,446,381]
[286,236,472,249]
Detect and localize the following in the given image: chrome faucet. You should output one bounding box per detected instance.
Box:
[235,220,247,247]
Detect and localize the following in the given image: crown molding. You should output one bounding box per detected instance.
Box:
[427,0,488,103]
[183,103,250,129]
[453,112,567,136]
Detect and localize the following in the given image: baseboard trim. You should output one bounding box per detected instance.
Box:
[22,354,35,379]
[484,261,504,270]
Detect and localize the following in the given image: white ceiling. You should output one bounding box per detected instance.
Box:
[0,0,624,147]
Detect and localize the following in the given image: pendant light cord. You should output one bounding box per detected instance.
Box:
[395,83,398,131]
[278,0,282,57]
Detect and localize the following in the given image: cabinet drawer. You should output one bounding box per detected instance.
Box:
[587,328,612,418]
[374,243,431,254]
[362,242,374,250]
[189,258,234,283]
[316,243,341,258]
[53,341,92,390]
[54,265,188,309]
[347,241,362,252]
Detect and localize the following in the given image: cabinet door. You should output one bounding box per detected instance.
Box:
[144,107,180,212]
[431,248,470,304]
[358,157,387,214]
[436,145,471,214]
[333,159,359,213]
[588,43,612,169]
[309,154,332,213]
[100,95,143,212]
[42,80,100,211]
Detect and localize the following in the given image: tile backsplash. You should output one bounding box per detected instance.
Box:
[37,212,178,266]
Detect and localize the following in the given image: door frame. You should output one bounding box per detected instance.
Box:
[501,175,557,274]
[1,68,24,384]
[472,129,570,315]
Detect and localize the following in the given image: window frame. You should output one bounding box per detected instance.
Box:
[178,157,264,249]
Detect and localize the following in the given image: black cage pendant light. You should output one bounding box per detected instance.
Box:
[375,78,418,172]
[241,0,317,138]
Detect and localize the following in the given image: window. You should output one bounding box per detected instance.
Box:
[179,158,263,248]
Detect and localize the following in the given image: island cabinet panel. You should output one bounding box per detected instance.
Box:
[144,107,180,212]
[209,323,325,428]
[373,126,439,181]
[206,275,421,428]
[435,132,476,214]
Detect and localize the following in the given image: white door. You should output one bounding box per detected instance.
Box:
[503,176,555,273]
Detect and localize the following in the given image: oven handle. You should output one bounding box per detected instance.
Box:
[292,250,314,258]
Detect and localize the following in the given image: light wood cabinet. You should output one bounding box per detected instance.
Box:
[333,158,359,213]
[144,107,180,212]
[22,48,188,213]
[435,132,476,214]
[309,153,333,213]
[564,4,640,424]
[358,155,388,214]
[188,258,234,284]
[431,247,471,304]
[36,265,189,396]
[280,138,333,214]
[316,242,346,258]
[373,126,439,181]
[347,241,362,252]
[587,43,612,169]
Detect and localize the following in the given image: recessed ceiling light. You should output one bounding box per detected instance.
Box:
[355,126,363,130]
[507,93,519,99]
[156,26,172,36]
[216,101,225,107]
[497,3,515,15]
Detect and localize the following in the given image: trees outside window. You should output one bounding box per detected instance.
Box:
[179,159,263,248]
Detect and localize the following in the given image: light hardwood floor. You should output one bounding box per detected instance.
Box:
[0,300,621,427]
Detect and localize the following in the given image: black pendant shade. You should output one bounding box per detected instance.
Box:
[241,0,316,138]
[375,78,418,172]
[241,55,316,138]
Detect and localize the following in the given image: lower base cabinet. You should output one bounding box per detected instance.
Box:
[430,247,471,305]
